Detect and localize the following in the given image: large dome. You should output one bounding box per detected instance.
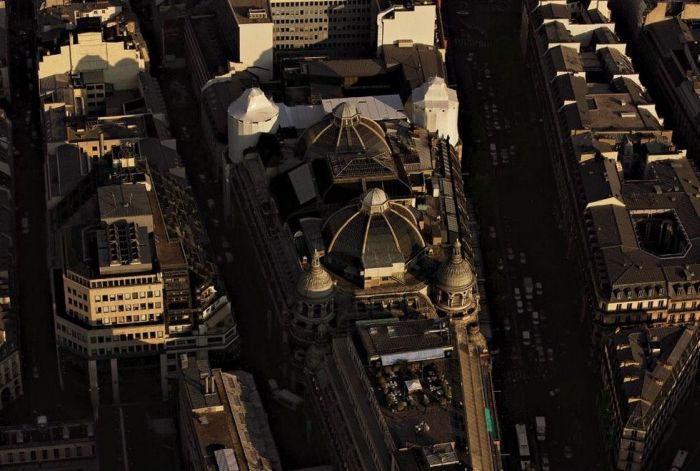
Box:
[322,188,425,273]
[299,103,396,182]
[297,251,335,300]
[436,239,475,291]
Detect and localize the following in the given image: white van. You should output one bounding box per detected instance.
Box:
[522,330,531,346]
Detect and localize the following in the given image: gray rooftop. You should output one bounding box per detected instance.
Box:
[179,360,282,471]
[98,183,153,225]
[357,318,453,362]
[609,325,699,430]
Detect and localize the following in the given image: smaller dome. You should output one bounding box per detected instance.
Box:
[361,188,390,215]
[436,239,475,291]
[297,251,335,300]
[332,102,361,127]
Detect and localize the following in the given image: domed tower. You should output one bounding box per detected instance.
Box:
[290,251,336,346]
[227,87,279,164]
[433,240,479,320]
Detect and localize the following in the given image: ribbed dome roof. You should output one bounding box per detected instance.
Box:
[299,102,395,181]
[332,102,360,126]
[322,189,425,272]
[297,251,335,300]
[361,188,390,215]
[436,240,475,290]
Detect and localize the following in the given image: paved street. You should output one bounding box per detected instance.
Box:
[446,0,609,469]
[1,0,91,425]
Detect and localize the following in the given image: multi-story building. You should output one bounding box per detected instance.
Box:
[38,16,148,92]
[637,16,700,161]
[609,0,700,42]
[0,418,98,470]
[55,153,238,410]
[0,1,10,102]
[225,80,501,469]
[214,0,274,81]
[602,325,700,470]
[177,357,281,471]
[373,0,436,55]
[0,109,22,410]
[521,0,700,327]
[269,0,372,56]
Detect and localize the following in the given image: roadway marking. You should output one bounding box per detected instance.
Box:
[118,407,130,471]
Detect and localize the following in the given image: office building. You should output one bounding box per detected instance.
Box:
[373,0,436,54]
[178,358,281,471]
[0,109,22,410]
[609,0,700,41]
[38,16,148,92]
[637,16,700,161]
[0,1,9,101]
[602,325,700,471]
[0,418,98,470]
[269,0,372,56]
[55,146,238,412]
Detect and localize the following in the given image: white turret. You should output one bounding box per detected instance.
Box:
[227,87,279,164]
[406,76,460,145]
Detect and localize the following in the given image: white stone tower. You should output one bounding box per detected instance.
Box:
[227,87,279,164]
[405,76,460,145]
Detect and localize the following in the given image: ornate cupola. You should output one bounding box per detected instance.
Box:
[432,239,479,320]
[289,251,336,347]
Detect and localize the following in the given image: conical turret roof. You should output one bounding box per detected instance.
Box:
[227,87,279,123]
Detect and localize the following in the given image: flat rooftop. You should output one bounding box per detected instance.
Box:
[98,183,152,222]
[357,318,453,364]
[180,361,281,470]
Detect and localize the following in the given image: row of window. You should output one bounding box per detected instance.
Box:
[90,343,160,356]
[94,290,161,302]
[99,313,162,325]
[58,316,164,341]
[275,33,366,42]
[271,0,368,6]
[273,8,369,16]
[95,302,162,314]
[66,272,160,289]
[613,300,665,311]
[91,276,158,288]
[0,445,94,465]
[90,331,164,343]
[273,13,369,22]
[66,286,87,300]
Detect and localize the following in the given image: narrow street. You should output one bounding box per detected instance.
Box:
[2,0,91,424]
[446,0,609,469]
